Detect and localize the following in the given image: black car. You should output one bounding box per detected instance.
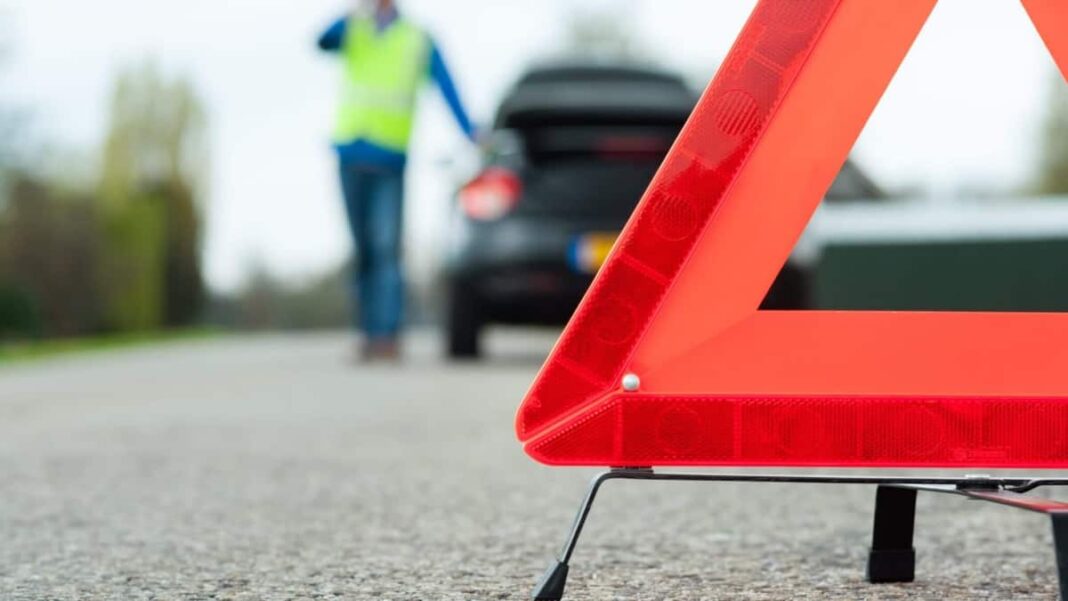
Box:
[443,62,881,358]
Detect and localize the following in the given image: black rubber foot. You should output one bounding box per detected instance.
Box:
[532,561,569,601]
[867,548,916,583]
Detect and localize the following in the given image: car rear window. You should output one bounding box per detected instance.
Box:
[497,81,695,130]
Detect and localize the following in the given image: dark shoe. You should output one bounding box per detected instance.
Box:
[360,338,402,363]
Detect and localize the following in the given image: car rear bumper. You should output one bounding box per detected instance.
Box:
[447,217,613,325]
[460,264,592,325]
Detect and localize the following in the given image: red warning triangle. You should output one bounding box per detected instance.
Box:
[516,0,1068,468]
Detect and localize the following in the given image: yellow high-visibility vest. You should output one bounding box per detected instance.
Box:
[334,17,429,152]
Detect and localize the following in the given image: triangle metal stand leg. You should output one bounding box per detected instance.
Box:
[532,470,632,600]
[531,470,1068,601]
[889,479,1068,601]
[1051,512,1068,599]
[867,485,917,583]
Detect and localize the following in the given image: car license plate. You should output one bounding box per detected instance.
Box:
[570,233,618,274]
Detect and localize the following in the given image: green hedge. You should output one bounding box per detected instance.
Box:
[814,238,1068,311]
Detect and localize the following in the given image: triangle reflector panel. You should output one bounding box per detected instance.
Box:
[516,0,1068,468]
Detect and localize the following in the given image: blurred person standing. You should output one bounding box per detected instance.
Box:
[318,0,477,361]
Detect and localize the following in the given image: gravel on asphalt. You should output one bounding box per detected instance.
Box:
[0,332,1064,600]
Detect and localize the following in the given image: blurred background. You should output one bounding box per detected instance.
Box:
[1,0,1068,355]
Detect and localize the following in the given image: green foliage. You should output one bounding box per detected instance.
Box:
[97,192,166,332]
[0,283,41,340]
[0,59,209,343]
[0,327,218,365]
[159,180,204,326]
[0,177,103,337]
[101,62,209,205]
[1037,73,1068,195]
[96,61,208,330]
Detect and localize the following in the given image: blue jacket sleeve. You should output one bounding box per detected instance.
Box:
[318,17,347,52]
[429,40,477,141]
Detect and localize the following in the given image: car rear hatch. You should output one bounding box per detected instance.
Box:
[497,69,696,221]
[513,131,672,222]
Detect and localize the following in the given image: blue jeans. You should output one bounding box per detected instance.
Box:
[339,164,405,339]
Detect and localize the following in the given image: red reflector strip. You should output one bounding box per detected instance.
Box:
[527,395,1068,468]
[517,0,844,440]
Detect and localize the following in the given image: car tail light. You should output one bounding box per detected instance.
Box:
[459,168,522,221]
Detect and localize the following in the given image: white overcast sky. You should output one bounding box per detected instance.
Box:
[1,0,1063,292]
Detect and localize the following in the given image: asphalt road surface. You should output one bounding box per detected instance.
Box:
[1,330,1066,600]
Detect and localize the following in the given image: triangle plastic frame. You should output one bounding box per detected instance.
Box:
[516,0,1068,468]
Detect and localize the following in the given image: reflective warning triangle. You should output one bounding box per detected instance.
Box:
[516,0,1068,468]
